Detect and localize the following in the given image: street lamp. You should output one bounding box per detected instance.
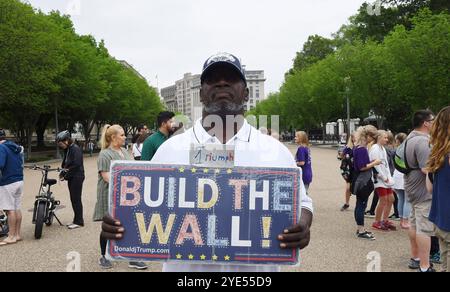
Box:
[344,77,351,137]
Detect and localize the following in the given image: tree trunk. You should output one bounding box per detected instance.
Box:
[96,122,103,142]
[81,119,96,150]
[35,114,51,149]
[322,123,326,145]
[26,127,32,160]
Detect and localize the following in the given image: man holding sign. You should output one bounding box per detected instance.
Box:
[102,52,313,272]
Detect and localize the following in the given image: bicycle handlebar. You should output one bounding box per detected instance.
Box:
[24,165,62,172]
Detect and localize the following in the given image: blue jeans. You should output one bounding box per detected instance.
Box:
[395,189,411,219]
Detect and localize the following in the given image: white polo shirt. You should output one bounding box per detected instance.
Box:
[152,119,313,272]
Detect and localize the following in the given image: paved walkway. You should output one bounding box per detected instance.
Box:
[0,146,429,272]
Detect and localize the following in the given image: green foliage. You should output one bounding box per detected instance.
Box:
[0,0,163,156]
[333,0,449,47]
[253,7,450,134]
[287,35,336,76]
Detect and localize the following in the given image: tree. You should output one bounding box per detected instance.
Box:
[0,1,164,158]
[286,35,336,76]
[381,9,450,125]
[0,0,67,156]
[334,0,450,47]
[253,7,449,134]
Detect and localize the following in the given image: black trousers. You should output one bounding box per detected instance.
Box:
[100,235,107,256]
[67,176,85,226]
[369,192,379,214]
[431,236,440,255]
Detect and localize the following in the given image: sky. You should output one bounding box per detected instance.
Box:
[25,0,369,96]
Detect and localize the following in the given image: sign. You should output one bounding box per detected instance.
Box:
[189,144,235,168]
[107,162,301,266]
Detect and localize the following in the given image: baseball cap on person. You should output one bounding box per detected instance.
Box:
[201,52,246,85]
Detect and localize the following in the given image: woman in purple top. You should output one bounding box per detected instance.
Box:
[352,126,381,240]
[295,131,313,192]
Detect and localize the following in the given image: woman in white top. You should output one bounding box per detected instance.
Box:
[392,133,411,230]
[132,132,150,160]
[369,130,396,231]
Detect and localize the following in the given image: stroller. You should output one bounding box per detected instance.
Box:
[0,210,8,238]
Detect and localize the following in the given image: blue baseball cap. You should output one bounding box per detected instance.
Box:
[201,52,246,85]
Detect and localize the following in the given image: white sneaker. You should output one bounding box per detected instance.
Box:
[67,224,82,230]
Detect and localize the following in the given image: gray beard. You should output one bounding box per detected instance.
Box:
[203,101,245,115]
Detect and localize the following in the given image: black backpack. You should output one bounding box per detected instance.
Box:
[340,153,353,181]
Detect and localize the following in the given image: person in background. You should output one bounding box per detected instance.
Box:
[295,131,313,192]
[392,133,411,230]
[132,132,150,161]
[131,124,148,144]
[87,140,95,157]
[340,133,355,211]
[352,125,381,240]
[0,129,24,246]
[94,124,147,271]
[141,112,176,161]
[370,130,396,232]
[405,110,435,272]
[427,106,450,273]
[57,130,85,230]
[386,131,400,220]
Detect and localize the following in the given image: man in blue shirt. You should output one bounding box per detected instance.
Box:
[0,129,24,246]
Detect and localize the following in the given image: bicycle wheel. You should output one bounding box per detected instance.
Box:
[34,202,47,239]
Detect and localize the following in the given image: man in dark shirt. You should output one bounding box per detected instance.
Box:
[141,112,176,161]
[57,131,85,229]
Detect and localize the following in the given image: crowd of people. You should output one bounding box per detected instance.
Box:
[0,52,447,273]
[338,107,450,272]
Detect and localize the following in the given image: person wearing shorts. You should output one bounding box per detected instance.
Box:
[404,110,435,272]
[0,129,24,246]
[369,130,396,232]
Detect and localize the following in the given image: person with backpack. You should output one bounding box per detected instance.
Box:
[427,106,450,272]
[339,133,355,211]
[386,131,400,220]
[402,110,436,272]
[392,133,411,230]
[352,125,381,240]
[0,129,24,246]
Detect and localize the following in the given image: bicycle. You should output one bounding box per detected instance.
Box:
[25,165,64,239]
